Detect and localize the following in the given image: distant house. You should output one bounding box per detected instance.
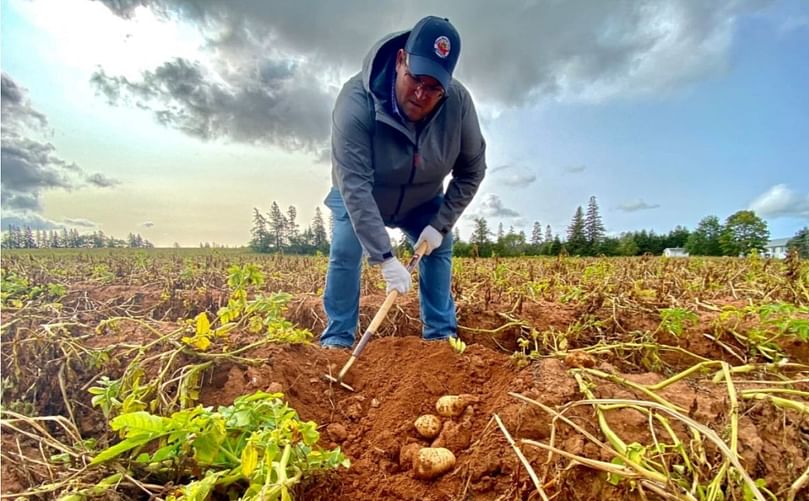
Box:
[663,247,689,257]
[764,238,790,259]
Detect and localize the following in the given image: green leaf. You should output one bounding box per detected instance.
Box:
[57,495,83,501]
[50,452,71,464]
[111,411,168,436]
[743,478,768,501]
[89,473,123,494]
[193,422,226,465]
[90,434,154,464]
[606,457,625,486]
[151,444,178,463]
[177,471,227,501]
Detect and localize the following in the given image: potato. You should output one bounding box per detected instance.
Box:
[435,394,478,417]
[414,414,442,439]
[413,447,456,480]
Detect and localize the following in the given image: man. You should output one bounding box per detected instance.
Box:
[321,15,487,349]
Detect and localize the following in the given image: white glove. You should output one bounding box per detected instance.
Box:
[380,257,412,294]
[415,225,444,255]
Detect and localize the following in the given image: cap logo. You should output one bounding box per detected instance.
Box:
[434,36,451,58]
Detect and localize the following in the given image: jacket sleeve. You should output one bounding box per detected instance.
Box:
[430,87,487,234]
[331,83,393,264]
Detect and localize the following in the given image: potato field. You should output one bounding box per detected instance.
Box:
[2,249,808,500]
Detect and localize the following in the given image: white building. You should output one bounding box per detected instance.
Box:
[764,238,790,259]
[663,247,689,257]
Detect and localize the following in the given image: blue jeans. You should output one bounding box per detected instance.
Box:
[321,187,457,348]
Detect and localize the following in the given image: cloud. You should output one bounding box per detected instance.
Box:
[1,73,120,221]
[489,164,537,187]
[86,172,121,187]
[474,193,521,218]
[63,218,98,228]
[0,213,61,231]
[91,56,332,152]
[142,221,155,228]
[749,184,809,218]
[563,164,587,173]
[616,199,661,212]
[91,1,767,134]
[1,73,48,130]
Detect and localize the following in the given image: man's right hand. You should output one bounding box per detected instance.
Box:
[380,257,412,294]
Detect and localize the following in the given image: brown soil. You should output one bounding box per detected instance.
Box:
[3,284,808,500]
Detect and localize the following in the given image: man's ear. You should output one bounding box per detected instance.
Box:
[396,49,405,66]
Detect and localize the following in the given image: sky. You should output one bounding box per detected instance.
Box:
[1,0,807,247]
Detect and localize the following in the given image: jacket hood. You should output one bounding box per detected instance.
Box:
[361,30,409,107]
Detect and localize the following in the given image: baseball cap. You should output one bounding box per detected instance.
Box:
[404,16,461,91]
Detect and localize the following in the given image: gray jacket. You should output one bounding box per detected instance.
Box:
[330,30,487,264]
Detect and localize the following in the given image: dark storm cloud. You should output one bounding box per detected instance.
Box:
[90,1,769,153]
[95,0,769,105]
[91,57,331,151]
[1,73,120,218]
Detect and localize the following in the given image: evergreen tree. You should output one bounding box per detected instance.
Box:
[93,230,106,248]
[471,217,492,245]
[549,236,563,255]
[250,208,271,252]
[23,227,35,248]
[544,225,553,243]
[685,216,723,256]
[720,210,769,256]
[300,227,314,246]
[452,226,462,243]
[566,206,587,255]
[311,207,328,250]
[584,196,605,253]
[1,226,14,248]
[496,222,504,243]
[286,205,299,245]
[530,221,542,245]
[268,201,287,250]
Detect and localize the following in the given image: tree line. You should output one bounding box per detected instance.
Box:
[249,202,330,254]
[249,196,808,258]
[1,226,154,249]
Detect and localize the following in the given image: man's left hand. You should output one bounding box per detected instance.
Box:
[415,225,444,255]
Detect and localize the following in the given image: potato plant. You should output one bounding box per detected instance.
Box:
[89,391,349,500]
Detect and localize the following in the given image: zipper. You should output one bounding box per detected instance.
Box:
[392,140,419,219]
